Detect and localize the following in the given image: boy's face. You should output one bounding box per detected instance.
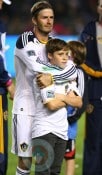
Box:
[48,49,68,69]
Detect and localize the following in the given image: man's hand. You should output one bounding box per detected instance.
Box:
[36,73,53,89]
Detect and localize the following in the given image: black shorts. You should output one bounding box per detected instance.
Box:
[64,139,76,160]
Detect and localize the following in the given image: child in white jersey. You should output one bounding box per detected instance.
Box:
[40,38,82,107]
[32,38,82,175]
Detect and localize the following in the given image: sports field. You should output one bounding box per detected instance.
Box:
[7,96,85,175]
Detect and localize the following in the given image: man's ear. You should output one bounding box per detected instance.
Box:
[32,17,37,26]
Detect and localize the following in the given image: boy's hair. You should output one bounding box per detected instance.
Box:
[67,41,86,65]
[46,38,68,54]
[31,1,53,18]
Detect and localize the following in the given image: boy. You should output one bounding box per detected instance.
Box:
[32,38,82,175]
[40,38,82,108]
[64,40,88,175]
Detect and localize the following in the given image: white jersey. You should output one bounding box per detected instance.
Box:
[11,31,76,156]
[12,32,48,115]
[40,64,80,104]
[31,61,77,140]
[12,31,77,115]
[32,79,68,140]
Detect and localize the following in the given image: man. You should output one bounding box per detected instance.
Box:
[80,0,102,175]
[11,2,55,175]
[11,1,80,175]
[0,0,15,175]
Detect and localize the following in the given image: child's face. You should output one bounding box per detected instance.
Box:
[48,49,68,69]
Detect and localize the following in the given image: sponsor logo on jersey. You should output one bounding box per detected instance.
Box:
[46,91,54,98]
[20,143,28,152]
[20,108,23,111]
[27,50,36,56]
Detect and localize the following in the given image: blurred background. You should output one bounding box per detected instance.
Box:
[1,0,98,35]
[0,0,98,77]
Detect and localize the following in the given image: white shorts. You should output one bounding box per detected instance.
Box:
[11,114,34,157]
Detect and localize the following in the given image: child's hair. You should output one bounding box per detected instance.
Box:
[67,40,86,65]
[46,38,68,54]
[31,1,53,18]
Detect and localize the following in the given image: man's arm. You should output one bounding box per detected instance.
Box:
[36,62,77,88]
[15,41,77,85]
[16,46,76,79]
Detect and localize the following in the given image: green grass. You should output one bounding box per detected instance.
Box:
[7,98,17,175]
[61,114,85,175]
[7,97,85,175]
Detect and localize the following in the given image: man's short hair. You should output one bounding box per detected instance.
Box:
[31,1,53,17]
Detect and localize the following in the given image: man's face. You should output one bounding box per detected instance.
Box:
[34,9,54,35]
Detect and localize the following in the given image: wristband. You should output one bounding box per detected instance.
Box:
[51,75,54,84]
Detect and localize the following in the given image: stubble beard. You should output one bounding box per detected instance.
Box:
[39,28,52,36]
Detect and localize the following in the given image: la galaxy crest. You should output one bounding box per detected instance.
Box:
[20,143,28,152]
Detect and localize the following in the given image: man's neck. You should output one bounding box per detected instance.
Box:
[34,29,49,44]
